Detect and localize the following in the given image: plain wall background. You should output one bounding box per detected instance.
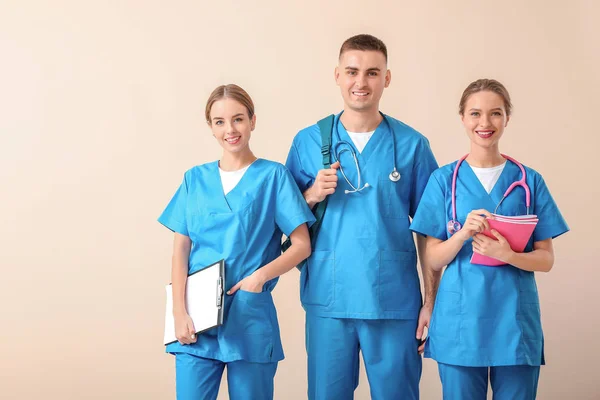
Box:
[1,0,598,399]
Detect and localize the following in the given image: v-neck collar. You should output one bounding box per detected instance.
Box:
[461,159,517,212]
[211,159,261,212]
[335,112,388,167]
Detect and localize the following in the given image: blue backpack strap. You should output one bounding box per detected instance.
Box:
[318,115,334,169]
[310,114,334,244]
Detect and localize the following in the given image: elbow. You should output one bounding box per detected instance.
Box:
[540,253,555,273]
[430,263,445,273]
[540,261,554,273]
[301,241,312,260]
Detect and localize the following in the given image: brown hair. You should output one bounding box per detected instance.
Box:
[339,34,388,63]
[205,84,255,123]
[459,79,513,116]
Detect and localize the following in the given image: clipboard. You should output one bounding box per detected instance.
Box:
[164,259,225,345]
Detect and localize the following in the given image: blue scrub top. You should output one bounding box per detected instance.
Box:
[158,159,315,363]
[286,113,438,320]
[410,160,569,367]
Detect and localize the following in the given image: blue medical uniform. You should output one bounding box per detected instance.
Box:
[410,160,569,399]
[158,159,315,400]
[286,113,438,399]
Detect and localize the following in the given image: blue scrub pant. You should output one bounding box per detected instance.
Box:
[438,363,540,400]
[306,314,422,400]
[175,353,278,400]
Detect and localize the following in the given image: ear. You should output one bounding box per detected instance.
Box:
[384,69,391,88]
[334,66,340,85]
[505,115,510,127]
[251,114,257,131]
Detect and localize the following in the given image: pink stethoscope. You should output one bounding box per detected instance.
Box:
[447,154,531,235]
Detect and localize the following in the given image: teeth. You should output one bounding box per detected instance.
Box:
[225,137,240,143]
[353,92,368,96]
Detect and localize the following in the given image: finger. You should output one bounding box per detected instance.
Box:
[330,161,340,170]
[320,174,339,182]
[321,168,339,176]
[416,322,424,340]
[468,214,488,227]
[473,209,493,218]
[227,282,242,295]
[491,229,505,242]
[178,336,190,345]
[472,234,483,244]
[320,182,337,189]
[323,188,335,195]
[418,341,426,354]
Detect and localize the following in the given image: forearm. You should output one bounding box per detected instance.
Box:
[171,238,191,316]
[416,235,441,305]
[505,248,554,272]
[426,234,466,271]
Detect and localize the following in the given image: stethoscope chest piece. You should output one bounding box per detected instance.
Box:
[389,169,401,182]
[447,220,462,235]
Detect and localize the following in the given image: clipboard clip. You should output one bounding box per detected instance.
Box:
[216,276,223,308]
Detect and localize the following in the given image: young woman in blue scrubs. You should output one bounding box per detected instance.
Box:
[410,79,569,399]
[158,84,315,400]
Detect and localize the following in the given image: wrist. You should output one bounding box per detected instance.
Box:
[503,249,517,264]
[173,307,188,318]
[304,186,318,207]
[422,300,435,309]
[252,269,268,286]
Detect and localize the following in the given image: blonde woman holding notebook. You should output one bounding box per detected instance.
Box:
[409,79,569,400]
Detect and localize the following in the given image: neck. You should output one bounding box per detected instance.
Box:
[340,107,382,132]
[219,148,256,171]
[466,145,505,168]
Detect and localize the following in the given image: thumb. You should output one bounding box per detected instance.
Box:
[331,161,340,170]
[416,320,425,339]
[227,281,241,295]
[188,321,196,338]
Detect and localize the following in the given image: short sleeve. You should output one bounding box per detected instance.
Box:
[409,138,439,218]
[157,174,189,236]
[410,173,447,241]
[274,167,316,236]
[285,141,315,193]
[532,175,569,242]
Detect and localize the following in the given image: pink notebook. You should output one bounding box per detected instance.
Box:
[470,214,538,267]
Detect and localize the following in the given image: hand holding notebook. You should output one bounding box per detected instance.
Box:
[470,214,538,266]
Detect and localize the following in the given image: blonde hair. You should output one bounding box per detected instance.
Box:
[205,84,255,123]
[459,79,512,116]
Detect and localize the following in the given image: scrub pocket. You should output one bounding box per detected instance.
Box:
[430,291,462,341]
[518,274,543,341]
[378,250,420,311]
[301,250,334,307]
[378,178,409,220]
[232,290,274,334]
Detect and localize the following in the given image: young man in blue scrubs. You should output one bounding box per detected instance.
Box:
[285,34,440,400]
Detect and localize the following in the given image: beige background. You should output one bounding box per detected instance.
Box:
[1,0,598,399]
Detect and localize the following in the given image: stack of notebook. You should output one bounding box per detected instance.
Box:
[470,214,538,267]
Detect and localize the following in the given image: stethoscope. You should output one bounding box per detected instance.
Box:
[447,154,531,235]
[333,112,401,194]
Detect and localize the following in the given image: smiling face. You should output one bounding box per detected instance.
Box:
[461,90,510,151]
[208,98,255,155]
[335,49,390,113]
